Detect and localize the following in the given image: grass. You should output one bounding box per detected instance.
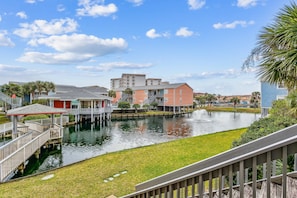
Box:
[0,113,9,124]
[203,106,261,114]
[0,128,246,198]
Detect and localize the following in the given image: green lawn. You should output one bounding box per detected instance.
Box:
[0,128,246,198]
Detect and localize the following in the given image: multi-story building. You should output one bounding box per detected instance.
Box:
[113,83,193,113]
[110,74,146,89]
[146,78,162,86]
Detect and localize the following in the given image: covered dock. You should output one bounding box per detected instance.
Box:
[0,104,67,182]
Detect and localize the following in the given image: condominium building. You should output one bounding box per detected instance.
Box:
[110,74,146,89]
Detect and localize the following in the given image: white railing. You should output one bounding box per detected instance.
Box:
[67,107,112,115]
[50,124,63,139]
[0,132,33,161]
[25,116,69,126]
[123,124,297,198]
[0,129,50,182]
[0,123,12,134]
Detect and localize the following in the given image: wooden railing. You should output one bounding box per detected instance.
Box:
[0,123,12,134]
[0,132,32,161]
[0,129,50,182]
[123,124,297,198]
[67,107,113,115]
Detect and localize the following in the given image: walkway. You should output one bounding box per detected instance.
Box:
[0,104,66,182]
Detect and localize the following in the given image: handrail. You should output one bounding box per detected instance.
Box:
[123,124,297,197]
[0,132,33,161]
[0,129,50,182]
[0,91,22,108]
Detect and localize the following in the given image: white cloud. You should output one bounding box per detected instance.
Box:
[0,31,15,47]
[237,0,257,8]
[176,27,193,37]
[77,0,117,17]
[16,11,28,19]
[13,18,78,38]
[0,15,2,22]
[17,34,128,64]
[0,64,25,72]
[57,4,66,12]
[77,62,153,72]
[25,0,43,4]
[188,0,206,10]
[213,20,255,29]
[127,0,144,6]
[146,29,170,39]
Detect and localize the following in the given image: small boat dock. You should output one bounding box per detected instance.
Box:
[0,104,67,182]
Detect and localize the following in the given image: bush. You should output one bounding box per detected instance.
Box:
[232,116,297,147]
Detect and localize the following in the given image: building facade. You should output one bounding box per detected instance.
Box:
[261,81,288,117]
[113,83,193,113]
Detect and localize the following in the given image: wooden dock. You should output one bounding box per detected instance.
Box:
[0,124,63,182]
[111,112,190,121]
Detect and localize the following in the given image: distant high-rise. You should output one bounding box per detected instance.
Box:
[110,73,162,90]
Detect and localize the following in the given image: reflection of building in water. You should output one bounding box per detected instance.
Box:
[165,120,191,137]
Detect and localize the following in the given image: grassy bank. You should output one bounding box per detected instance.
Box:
[202,106,261,114]
[0,128,246,198]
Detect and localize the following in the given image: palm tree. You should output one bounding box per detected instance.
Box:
[243,2,297,91]
[123,88,133,103]
[108,90,116,98]
[44,81,55,95]
[35,80,44,96]
[230,97,240,109]
[250,91,261,108]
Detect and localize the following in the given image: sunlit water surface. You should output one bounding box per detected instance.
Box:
[34,110,260,173]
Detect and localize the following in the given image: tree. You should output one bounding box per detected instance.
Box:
[108,90,116,98]
[35,80,44,96]
[150,102,158,110]
[43,81,55,95]
[132,104,140,113]
[205,93,217,106]
[250,91,261,108]
[123,88,133,103]
[230,97,240,109]
[143,104,150,112]
[118,101,130,113]
[1,83,22,97]
[243,2,297,91]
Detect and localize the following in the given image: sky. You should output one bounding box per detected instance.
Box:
[0,0,294,95]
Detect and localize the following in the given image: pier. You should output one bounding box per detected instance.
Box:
[0,104,66,182]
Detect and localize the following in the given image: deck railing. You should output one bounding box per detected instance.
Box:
[123,124,297,198]
[0,132,33,161]
[0,129,50,182]
[0,122,12,134]
[67,107,112,115]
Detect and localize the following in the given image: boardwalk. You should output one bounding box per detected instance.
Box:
[0,104,67,182]
[0,124,63,182]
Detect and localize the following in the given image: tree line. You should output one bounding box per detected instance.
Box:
[1,81,55,103]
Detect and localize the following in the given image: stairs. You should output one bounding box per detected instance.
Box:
[0,91,22,108]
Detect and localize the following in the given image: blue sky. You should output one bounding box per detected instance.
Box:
[0,0,293,95]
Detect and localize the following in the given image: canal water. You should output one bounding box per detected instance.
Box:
[12,110,261,178]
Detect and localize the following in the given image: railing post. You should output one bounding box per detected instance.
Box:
[209,173,213,198]
[266,151,271,198]
[239,160,244,198]
[218,168,223,198]
[282,146,287,198]
[252,156,257,198]
[229,165,233,198]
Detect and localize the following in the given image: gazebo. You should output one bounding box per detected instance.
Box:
[6,104,67,138]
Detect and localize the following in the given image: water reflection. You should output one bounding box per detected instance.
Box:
[15,111,260,176]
